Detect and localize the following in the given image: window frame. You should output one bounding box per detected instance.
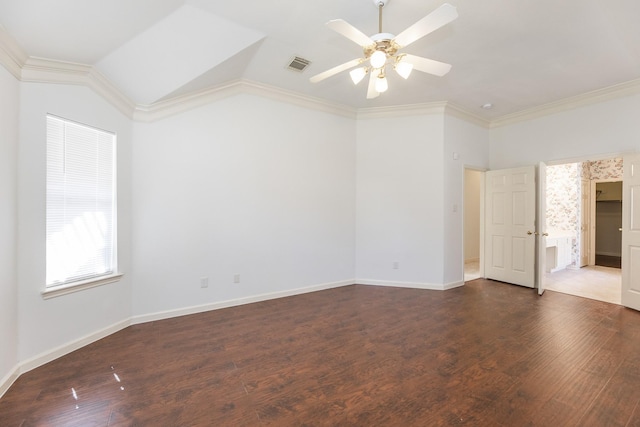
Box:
[42,114,122,299]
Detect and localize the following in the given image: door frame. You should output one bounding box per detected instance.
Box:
[537,162,547,294]
[580,178,590,267]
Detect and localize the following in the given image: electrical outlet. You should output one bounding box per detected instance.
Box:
[234,274,240,284]
[393,261,399,270]
[200,277,209,288]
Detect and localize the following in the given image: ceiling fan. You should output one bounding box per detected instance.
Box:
[310,0,458,99]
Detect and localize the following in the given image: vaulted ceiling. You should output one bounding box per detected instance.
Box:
[1,0,639,120]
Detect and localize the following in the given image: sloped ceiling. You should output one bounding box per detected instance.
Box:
[1,0,640,120]
[96,4,265,105]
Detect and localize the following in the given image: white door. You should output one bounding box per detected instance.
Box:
[621,154,640,311]
[485,166,536,288]
[537,162,547,295]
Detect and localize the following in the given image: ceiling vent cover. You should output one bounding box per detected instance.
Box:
[287,56,311,72]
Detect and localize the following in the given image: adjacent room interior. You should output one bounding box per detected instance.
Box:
[543,159,622,305]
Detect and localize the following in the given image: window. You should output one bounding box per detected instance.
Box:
[46,115,118,292]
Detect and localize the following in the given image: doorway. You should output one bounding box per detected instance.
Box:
[467,158,623,303]
[593,181,622,268]
[464,168,483,281]
[544,158,622,304]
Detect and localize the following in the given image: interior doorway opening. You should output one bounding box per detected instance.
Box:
[544,158,622,304]
[464,168,483,281]
[464,157,623,304]
[594,181,622,268]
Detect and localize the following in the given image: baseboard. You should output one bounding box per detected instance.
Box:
[3,280,356,397]
[3,276,459,397]
[443,280,465,290]
[0,365,20,398]
[17,318,131,376]
[1,317,130,397]
[357,279,451,291]
[131,279,356,325]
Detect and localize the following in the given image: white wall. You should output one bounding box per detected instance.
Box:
[0,66,19,386]
[443,115,490,285]
[355,114,446,286]
[131,94,356,316]
[17,83,133,362]
[490,94,640,169]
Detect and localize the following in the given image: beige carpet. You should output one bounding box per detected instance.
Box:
[545,265,621,304]
[465,261,621,305]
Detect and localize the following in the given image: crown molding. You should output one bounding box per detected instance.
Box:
[3,31,638,128]
[357,102,448,120]
[134,79,358,122]
[0,32,485,125]
[86,67,137,117]
[356,102,491,128]
[0,26,27,79]
[491,78,640,128]
[444,103,491,128]
[21,57,136,117]
[241,80,358,120]
[133,80,244,121]
[21,57,93,83]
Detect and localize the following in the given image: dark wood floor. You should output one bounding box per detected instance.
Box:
[3,280,640,426]
[596,254,622,269]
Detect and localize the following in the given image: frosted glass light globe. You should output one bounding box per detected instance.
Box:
[395,61,413,79]
[375,75,388,93]
[349,67,367,85]
[370,50,387,69]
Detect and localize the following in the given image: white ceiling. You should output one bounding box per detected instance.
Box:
[1,0,639,119]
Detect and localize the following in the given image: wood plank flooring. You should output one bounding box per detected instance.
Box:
[2,280,640,426]
[596,254,622,269]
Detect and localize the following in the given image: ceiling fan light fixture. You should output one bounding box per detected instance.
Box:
[395,61,413,79]
[349,67,367,85]
[309,2,457,99]
[375,72,388,93]
[370,50,387,69]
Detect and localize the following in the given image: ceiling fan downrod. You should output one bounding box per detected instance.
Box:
[374,0,389,33]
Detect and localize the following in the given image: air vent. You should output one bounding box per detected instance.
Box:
[287,56,311,72]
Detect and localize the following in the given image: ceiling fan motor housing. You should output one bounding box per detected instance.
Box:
[364,34,398,60]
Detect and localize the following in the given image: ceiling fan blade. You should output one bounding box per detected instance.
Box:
[366,71,379,99]
[403,54,452,77]
[309,58,363,83]
[326,19,375,47]
[393,3,458,48]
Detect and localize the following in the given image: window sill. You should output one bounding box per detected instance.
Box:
[42,273,124,300]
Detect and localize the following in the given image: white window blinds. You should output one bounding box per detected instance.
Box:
[46,115,117,287]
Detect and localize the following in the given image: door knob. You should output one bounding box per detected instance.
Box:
[527,231,533,235]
